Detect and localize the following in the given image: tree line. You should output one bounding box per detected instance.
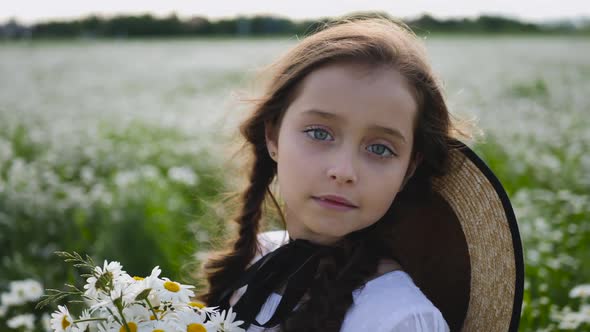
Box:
[2,12,588,39]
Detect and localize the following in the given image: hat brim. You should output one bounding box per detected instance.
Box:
[390,141,524,332]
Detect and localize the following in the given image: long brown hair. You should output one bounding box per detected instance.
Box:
[197,16,472,331]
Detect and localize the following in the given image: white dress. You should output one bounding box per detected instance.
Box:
[230,230,450,332]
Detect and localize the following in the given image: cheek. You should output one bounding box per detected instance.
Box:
[363,166,405,212]
[371,183,398,211]
[275,134,315,197]
[277,130,325,177]
[360,187,397,229]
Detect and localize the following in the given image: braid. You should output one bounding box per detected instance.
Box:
[233,146,275,262]
[198,144,275,305]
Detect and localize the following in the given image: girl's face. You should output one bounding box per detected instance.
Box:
[266,61,420,245]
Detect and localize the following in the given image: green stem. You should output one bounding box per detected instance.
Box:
[73,317,108,323]
[145,298,159,321]
[119,312,132,332]
[114,297,132,332]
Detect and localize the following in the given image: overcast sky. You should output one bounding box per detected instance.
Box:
[2,0,589,24]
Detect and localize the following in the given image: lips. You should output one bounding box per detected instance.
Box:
[313,195,358,208]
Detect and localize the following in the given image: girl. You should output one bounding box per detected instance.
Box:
[197,17,470,332]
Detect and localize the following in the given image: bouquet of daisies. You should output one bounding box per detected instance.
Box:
[39,252,244,332]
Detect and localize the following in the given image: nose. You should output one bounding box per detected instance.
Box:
[326,152,358,184]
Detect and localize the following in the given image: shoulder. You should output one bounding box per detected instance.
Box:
[341,271,450,332]
[351,270,431,308]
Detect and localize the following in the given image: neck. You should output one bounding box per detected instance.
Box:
[285,221,343,246]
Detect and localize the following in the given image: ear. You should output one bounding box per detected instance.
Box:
[265,121,279,161]
[401,152,423,190]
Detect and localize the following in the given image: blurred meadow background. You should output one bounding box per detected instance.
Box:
[1,6,590,332]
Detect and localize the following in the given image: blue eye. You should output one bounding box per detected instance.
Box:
[367,144,395,158]
[303,127,333,141]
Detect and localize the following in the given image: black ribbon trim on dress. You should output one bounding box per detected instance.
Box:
[214,238,334,329]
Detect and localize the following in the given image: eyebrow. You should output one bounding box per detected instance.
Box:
[301,109,407,143]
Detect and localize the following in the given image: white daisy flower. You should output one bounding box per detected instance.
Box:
[125,266,162,304]
[187,301,206,310]
[97,320,116,332]
[41,313,52,331]
[114,272,135,289]
[89,272,137,314]
[146,291,162,309]
[98,318,140,332]
[122,303,152,322]
[208,307,245,332]
[569,284,590,298]
[7,313,35,330]
[97,306,147,332]
[73,309,96,332]
[176,301,217,319]
[167,166,199,186]
[89,286,125,315]
[1,289,26,307]
[24,279,45,302]
[176,309,216,332]
[9,279,44,302]
[138,319,177,332]
[153,278,195,304]
[190,304,221,320]
[89,296,115,315]
[84,260,126,298]
[51,305,74,332]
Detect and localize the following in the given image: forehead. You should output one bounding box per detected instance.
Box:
[285,62,418,139]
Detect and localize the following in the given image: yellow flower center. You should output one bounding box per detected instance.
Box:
[188,301,205,309]
[119,322,138,332]
[187,323,207,332]
[164,281,180,292]
[153,330,164,332]
[61,316,70,329]
[150,307,166,320]
[133,276,144,281]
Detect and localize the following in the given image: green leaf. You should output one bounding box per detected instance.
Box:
[134,288,152,301]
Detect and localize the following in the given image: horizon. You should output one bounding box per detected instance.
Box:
[2,0,589,25]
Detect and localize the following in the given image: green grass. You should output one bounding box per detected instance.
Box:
[475,135,590,331]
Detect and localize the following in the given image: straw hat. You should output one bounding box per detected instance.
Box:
[389,141,524,332]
